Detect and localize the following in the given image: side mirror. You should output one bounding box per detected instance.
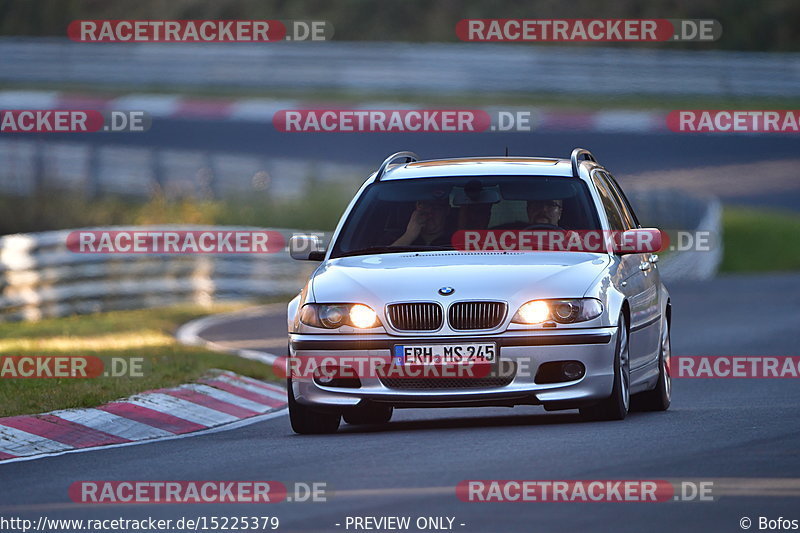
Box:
[289,234,325,261]
[614,228,664,255]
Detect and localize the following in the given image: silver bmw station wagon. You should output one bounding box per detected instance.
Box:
[286,149,671,434]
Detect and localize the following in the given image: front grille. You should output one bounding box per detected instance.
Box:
[387,302,443,331]
[448,301,507,330]
[379,362,516,390]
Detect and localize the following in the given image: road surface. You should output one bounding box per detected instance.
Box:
[2,273,800,533]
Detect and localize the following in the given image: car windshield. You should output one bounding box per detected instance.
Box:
[331,176,601,258]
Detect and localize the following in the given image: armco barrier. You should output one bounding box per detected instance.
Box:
[627,188,722,281]
[0,226,318,321]
[0,192,720,322]
[0,139,369,200]
[1,38,798,97]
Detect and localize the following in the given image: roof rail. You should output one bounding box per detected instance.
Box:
[570,148,597,178]
[374,151,418,181]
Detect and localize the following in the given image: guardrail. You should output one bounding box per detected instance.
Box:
[627,188,723,281]
[0,190,721,322]
[1,38,798,97]
[0,226,319,321]
[0,139,368,199]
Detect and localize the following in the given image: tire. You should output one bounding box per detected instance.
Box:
[344,403,393,425]
[287,378,341,434]
[580,313,630,421]
[632,315,671,412]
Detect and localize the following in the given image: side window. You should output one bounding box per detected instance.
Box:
[591,172,627,231]
[602,171,640,228]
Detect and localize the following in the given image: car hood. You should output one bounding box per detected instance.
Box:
[310,251,609,306]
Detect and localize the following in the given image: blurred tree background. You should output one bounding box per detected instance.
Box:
[0,0,797,51]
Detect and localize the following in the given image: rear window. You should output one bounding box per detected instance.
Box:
[331,176,601,257]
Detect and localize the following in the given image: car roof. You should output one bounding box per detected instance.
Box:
[376,156,585,180]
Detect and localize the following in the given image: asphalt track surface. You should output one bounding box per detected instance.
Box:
[2,273,800,533]
[5,118,800,209]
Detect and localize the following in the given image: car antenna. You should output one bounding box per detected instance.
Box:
[505,146,509,157]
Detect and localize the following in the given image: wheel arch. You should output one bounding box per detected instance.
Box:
[620,299,631,331]
[665,299,672,327]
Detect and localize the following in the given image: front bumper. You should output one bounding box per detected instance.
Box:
[289,328,618,409]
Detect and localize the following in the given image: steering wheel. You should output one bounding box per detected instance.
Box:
[524,223,565,231]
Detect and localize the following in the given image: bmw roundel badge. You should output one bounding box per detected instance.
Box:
[438,286,455,296]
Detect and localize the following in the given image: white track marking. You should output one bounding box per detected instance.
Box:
[229,99,299,121]
[218,370,286,394]
[0,409,287,465]
[211,374,287,402]
[125,393,239,426]
[0,425,73,456]
[109,94,181,116]
[49,408,173,440]
[593,110,664,132]
[178,384,273,413]
[175,307,283,364]
[0,91,59,110]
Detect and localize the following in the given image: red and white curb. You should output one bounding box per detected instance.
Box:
[0,370,286,464]
[0,90,667,133]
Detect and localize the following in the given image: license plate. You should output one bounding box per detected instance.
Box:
[394,343,497,365]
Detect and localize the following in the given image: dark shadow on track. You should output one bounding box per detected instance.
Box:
[285,409,671,437]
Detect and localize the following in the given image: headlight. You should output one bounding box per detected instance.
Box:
[512,298,603,325]
[300,303,381,329]
[349,304,378,328]
[514,300,550,324]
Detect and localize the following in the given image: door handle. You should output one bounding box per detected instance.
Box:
[639,261,651,272]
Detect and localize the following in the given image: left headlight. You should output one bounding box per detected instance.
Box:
[512,298,603,325]
[299,303,381,329]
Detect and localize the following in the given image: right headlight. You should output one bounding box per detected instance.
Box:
[512,298,603,325]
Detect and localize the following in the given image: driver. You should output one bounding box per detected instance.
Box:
[392,198,452,246]
[527,199,563,227]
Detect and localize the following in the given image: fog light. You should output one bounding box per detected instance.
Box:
[535,361,585,384]
[313,366,362,388]
[562,361,585,380]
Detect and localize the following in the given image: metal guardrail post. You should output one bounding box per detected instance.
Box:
[150,149,165,194]
[86,144,101,198]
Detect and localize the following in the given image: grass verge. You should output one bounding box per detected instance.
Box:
[0,303,286,418]
[720,207,800,273]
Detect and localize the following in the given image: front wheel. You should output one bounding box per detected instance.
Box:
[287,379,341,434]
[580,313,630,421]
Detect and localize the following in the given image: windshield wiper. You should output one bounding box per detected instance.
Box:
[336,245,450,258]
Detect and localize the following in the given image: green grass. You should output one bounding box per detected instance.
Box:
[0,303,286,418]
[720,207,800,273]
